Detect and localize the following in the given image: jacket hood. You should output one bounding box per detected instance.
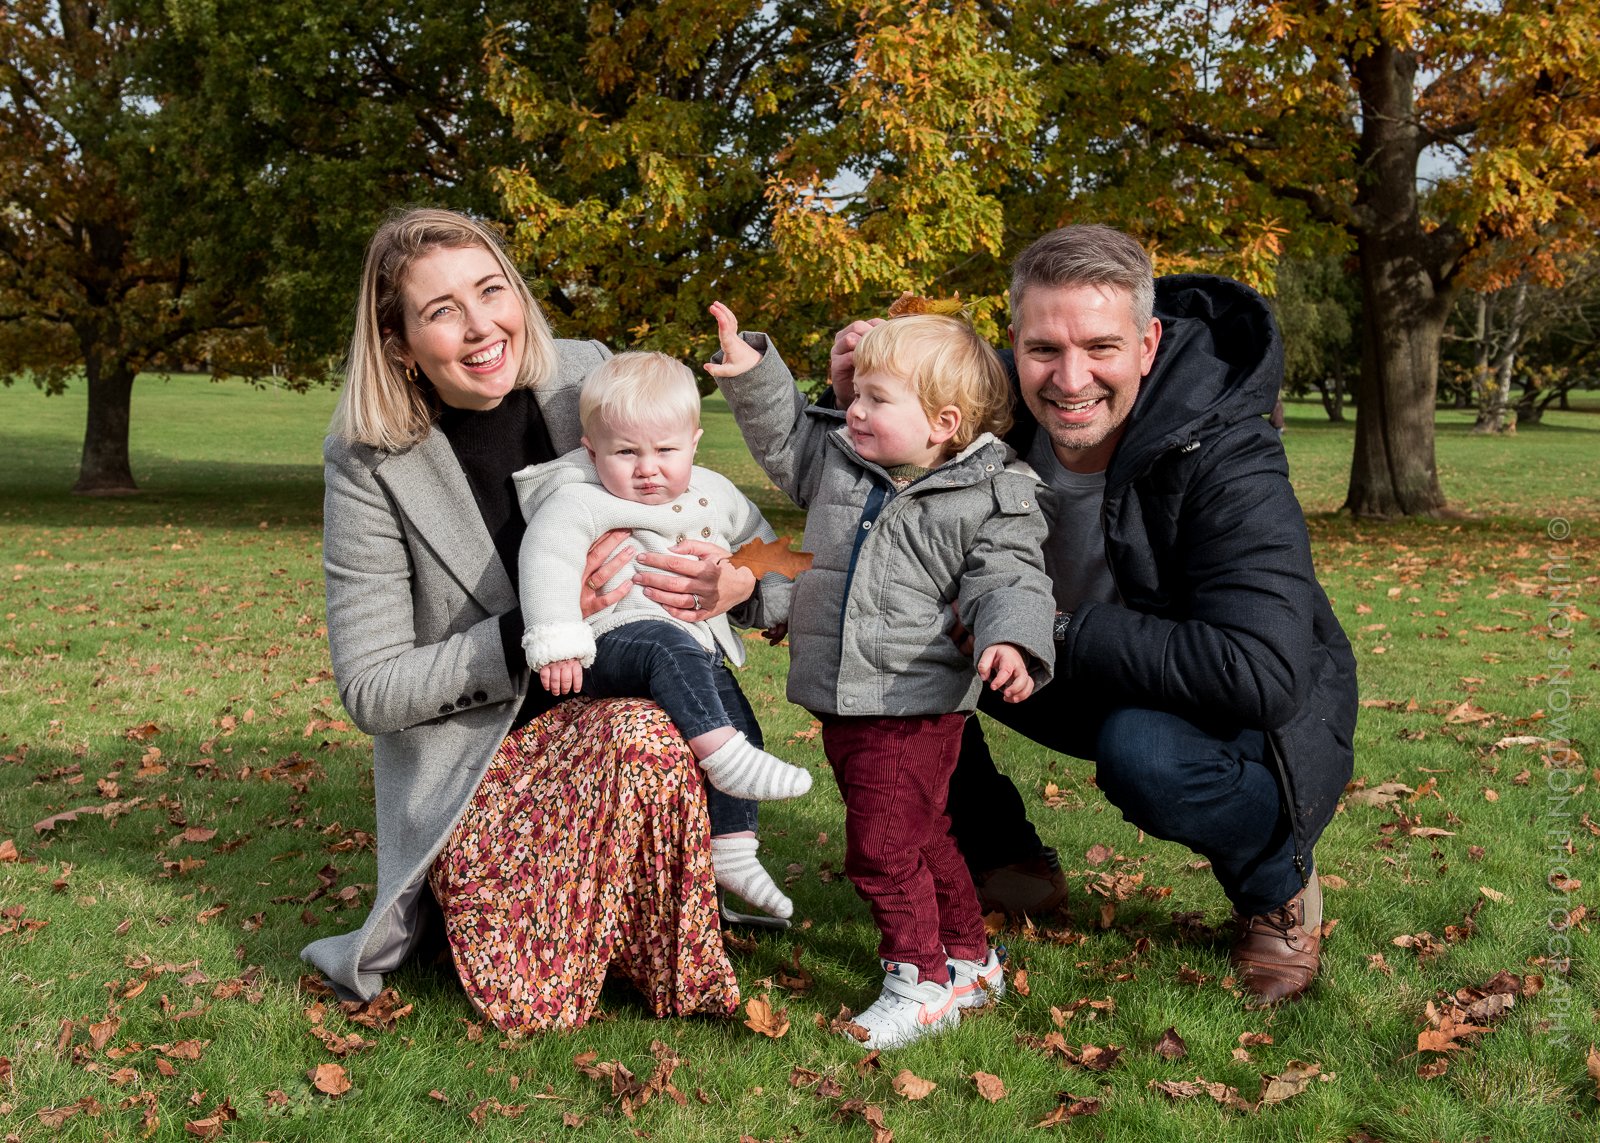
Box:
[512,446,598,516]
[1109,274,1283,483]
[1002,274,1283,486]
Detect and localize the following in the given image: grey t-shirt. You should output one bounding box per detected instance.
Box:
[1027,431,1120,613]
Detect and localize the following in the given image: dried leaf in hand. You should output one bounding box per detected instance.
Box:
[729,536,813,581]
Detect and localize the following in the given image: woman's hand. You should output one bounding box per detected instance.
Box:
[579,529,636,619]
[703,302,763,379]
[634,540,756,621]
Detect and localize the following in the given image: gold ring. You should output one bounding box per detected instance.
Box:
[586,578,602,591]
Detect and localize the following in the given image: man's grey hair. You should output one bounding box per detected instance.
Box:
[1010,224,1156,331]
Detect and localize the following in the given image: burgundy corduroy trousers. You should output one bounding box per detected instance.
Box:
[821,712,990,983]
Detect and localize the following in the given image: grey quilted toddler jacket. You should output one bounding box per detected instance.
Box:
[716,333,1056,716]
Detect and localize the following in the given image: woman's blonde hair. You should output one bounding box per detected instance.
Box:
[854,314,1012,451]
[579,352,702,439]
[332,207,558,450]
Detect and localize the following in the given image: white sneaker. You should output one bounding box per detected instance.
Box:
[948,947,1005,1009]
[847,961,960,1050]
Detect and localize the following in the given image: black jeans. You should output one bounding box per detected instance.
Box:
[582,620,760,835]
[950,688,1301,915]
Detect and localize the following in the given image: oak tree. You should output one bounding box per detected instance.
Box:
[1008,0,1600,515]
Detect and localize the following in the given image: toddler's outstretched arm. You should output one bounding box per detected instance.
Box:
[704,302,763,378]
[977,642,1035,703]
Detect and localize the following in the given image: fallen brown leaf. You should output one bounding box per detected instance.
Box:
[892,1069,936,1100]
[1345,782,1413,808]
[834,1098,894,1143]
[308,1062,351,1097]
[1148,1077,1254,1112]
[1153,1026,1187,1060]
[972,1071,1006,1102]
[743,993,790,1038]
[1034,1092,1102,1126]
[1259,1060,1320,1104]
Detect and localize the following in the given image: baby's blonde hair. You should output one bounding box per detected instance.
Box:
[579,351,702,438]
[853,314,1012,451]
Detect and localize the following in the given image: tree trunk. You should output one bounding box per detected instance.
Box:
[1468,292,1492,422]
[1345,251,1450,516]
[73,348,139,495]
[1343,43,1452,517]
[1473,280,1524,435]
[1319,361,1346,422]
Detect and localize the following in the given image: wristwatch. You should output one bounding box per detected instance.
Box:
[1052,610,1073,643]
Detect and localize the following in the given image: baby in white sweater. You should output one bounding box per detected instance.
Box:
[514,351,810,920]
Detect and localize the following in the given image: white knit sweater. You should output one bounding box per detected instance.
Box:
[513,448,785,670]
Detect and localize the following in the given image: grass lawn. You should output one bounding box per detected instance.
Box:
[1,376,1596,1142]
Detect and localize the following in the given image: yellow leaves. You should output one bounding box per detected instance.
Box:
[886,292,966,318]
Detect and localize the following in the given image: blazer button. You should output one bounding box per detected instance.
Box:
[672,504,683,512]
[456,694,471,709]
[698,497,708,507]
[701,527,711,538]
[438,704,454,716]
[473,690,487,703]
[676,533,685,543]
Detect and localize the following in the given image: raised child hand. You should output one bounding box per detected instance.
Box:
[977,642,1034,703]
[704,301,763,378]
[540,658,584,697]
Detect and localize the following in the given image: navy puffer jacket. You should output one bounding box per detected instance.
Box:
[1004,275,1358,876]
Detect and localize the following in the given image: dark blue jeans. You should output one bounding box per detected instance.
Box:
[949,689,1301,916]
[582,620,759,836]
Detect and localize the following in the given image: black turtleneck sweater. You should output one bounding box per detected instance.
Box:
[434,389,558,724]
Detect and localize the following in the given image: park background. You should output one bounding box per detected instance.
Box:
[2,1,1596,1140]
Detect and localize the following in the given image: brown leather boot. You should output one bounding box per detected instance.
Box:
[973,847,1068,918]
[1231,873,1322,1005]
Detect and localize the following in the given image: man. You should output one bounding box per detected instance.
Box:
[830,225,1357,1004]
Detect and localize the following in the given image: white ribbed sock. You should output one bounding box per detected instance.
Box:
[710,836,794,919]
[697,732,812,801]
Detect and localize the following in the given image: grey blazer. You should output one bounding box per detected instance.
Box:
[301,340,602,999]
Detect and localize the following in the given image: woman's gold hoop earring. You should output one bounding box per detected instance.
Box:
[405,364,419,384]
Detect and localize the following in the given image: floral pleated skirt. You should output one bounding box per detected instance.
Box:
[428,698,739,1032]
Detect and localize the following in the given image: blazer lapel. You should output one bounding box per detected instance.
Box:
[373,431,518,615]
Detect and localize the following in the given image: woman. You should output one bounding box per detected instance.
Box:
[301,207,777,1031]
